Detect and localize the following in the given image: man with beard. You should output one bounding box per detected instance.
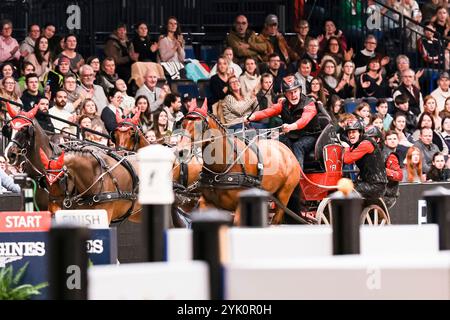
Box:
[248,76,320,168]
[49,89,76,134]
[342,120,387,200]
[35,97,55,133]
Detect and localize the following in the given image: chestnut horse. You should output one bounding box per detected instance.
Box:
[3,104,54,210]
[180,101,301,224]
[39,145,142,224]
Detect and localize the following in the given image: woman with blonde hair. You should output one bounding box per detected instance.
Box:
[402,146,426,183]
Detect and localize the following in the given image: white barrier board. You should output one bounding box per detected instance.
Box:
[89,261,209,300]
[224,253,450,300]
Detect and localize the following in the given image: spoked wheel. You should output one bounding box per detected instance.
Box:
[315,198,332,225]
[360,205,390,226]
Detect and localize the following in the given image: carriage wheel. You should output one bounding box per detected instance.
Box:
[315,198,332,225]
[360,205,390,226]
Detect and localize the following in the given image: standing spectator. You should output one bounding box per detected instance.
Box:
[426,152,450,181]
[101,88,123,134]
[163,93,183,131]
[209,47,242,77]
[335,60,356,99]
[134,69,166,112]
[289,20,311,59]
[382,130,403,208]
[431,71,450,113]
[20,24,41,58]
[0,19,20,67]
[56,34,84,73]
[260,53,287,95]
[76,65,108,113]
[132,21,158,62]
[158,16,185,63]
[433,6,450,39]
[393,69,423,117]
[259,14,297,65]
[225,14,269,65]
[24,36,52,80]
[239,57,260,99]
[97,57,119,95]
[402,146,426,182]
[417,22,445,68]
[21,73,45,111]
[414,127,440,173]
[422,0,442,22]
[104,23,138,82]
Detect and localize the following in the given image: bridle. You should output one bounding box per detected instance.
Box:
[114,121,143,152]
[7,115,35,154]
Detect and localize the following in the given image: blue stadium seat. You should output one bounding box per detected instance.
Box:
[201,46,220,65]
[185,45,196,59]
[170,79,199,98]
[343,98,361,114]
[197,79,211,99]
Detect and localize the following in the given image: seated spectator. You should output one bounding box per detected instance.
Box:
[0,166,20,194]
[56,34,84,73]
[97,57,119,95]
[431,71,450,113]
[308,77,327,105]
[422,95,442,130]
[21,73,45,111]
[144,129,158,144]
[300,38,321,78]
[319,59,339,96]
[43,56,75,99]
[0,19,21,67]
[294,59,313,95]
[410,112,448,154]
[115,79,135,112]
[225,14,269,65]
[318,19,348,52]
[390,113,413,162]
[433,6,450,39]
[78,114,93,140]
[209,47,242,78]
[354,102,371,126]
[42,23,60,58]
[414,127,440,173]
[222,76,259,130]
[320,36,349,77]
[20,23,40,59]
[422,0,441,22]
[402,146,426,183]
[393,94,417,136]
[158,16,185,63]
[370,113,385,133]
[134,69,166,112]
[256,73,278,128]
[162,93,183,131]
[209,56,230,109]
[63,74,83,113]
[101,88,123,134]
[24,36,52,80]
[134,95,152,132]
[152,109,171,144]
[259,53,287,95]
[325,95,344,124]
[0,76,22,107]
[335,60,356,99]
[76,65,108,113]
[86,56,101,84]
[104,23,138,82]
[239,57,260,99]
[382,130,403,209]
[17,62,43,94]
[426,152,450,181]
[132,21,158,63]
[387,55,423,91]
[417,22,445,68]
[35,97,55,133]
[49,90,76,134]
[353,34,389,76]
[357,57,387,98]
[393,69,424,117]
[1,62,17,80]
[289,20,311,59]
[258,14,297,65]
[376,98,393,132]
[79,98,104,129]
[440,114,450,152]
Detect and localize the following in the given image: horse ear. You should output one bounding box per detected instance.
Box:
[55,151,65,169]
[131,110,141,125]
[115,109,123,124]
[25,104,39,119]
[39,148,50,168]
[188,100,198,113]
[195,98,207,116]
[6,102,18,118]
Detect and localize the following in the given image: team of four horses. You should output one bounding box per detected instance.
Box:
[1,97,390,227]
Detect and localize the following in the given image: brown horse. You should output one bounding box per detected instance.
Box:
[3,103,54,210]
[112,111,148,152]
[180,100,301,224]
[39,145,142,224]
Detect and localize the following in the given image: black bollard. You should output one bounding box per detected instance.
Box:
[142,204,170,262]
[330,191,363,255]
[192,209,232,300]
[239,188,269,227]
[49,226,90,300]
[424,187,450,251]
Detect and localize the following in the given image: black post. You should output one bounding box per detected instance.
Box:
[142,204,170,262]
[49,226,89,300]
[239,188,269,227]
[424,187,450,251]
[192,210,232,300]
[330,192,363,255]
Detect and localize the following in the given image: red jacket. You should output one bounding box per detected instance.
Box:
[385,153,403,182]
[343,140,375,164]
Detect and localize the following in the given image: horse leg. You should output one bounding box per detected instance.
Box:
[233,207,241,226]
[272,177,301,225]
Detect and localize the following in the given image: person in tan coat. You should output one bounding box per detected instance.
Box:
[225,15,269,65]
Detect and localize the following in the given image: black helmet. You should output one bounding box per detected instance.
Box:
[343,120,364,133]
[282,77,302,92]
[365,125,383,140]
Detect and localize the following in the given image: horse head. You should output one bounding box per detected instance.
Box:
[113,110,145,151]
[4,104,39,165]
